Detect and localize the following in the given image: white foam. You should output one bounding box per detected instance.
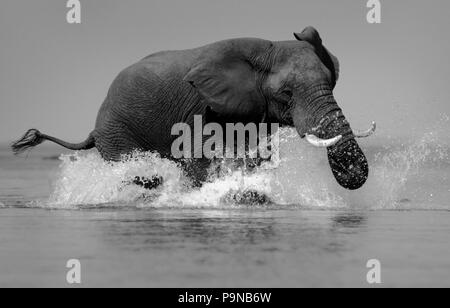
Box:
[47,151,185,208]
[46,118,450,210]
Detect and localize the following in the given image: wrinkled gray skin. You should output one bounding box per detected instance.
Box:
[13,27,368,190]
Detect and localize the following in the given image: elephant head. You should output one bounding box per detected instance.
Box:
[184,26,375,190]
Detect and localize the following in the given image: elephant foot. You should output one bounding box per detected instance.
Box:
[225,189,271,206]
[132,175,164,190]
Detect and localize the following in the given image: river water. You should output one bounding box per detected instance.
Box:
[0,126,449,287]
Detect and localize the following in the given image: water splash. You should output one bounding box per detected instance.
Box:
[47,151,185,208]
[368,129,449,209]
[342,115,450,210]
[46,118,450,210]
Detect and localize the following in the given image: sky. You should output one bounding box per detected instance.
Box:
[1,0,449,144]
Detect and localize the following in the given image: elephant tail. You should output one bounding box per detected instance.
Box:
[11,129,95,155]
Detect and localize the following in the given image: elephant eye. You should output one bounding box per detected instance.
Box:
[281,89,293,98]
[277,89,293,103]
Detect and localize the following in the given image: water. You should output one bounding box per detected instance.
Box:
[0,123,449,287]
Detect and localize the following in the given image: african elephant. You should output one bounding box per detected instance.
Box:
[12,26,375,190]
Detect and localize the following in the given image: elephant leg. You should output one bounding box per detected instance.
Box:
[224,189,271,206]
[178,158,212,187]
[94,124,166,190]
[93,123,143,161]
[132,175,164,190]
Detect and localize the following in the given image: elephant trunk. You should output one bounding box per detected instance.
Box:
[326,138,368,190]
[291,84,369,190]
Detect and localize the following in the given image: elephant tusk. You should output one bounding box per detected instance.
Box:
[353,121,376,138]
[305,134,342,148]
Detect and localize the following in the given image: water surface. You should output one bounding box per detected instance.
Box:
[0,128,449,287]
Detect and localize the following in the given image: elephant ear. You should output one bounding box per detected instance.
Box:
[294,26,340,84]
[183,54,264,117]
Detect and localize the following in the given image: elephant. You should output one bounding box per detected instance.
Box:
[12,26,375,190]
